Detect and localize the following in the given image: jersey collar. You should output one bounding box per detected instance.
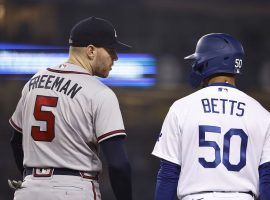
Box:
[61,62,91,74]
[207,82,236,88]
[47,62,92,76]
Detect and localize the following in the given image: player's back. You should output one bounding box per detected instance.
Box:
[172,83,270,197]
[16,63,118,172]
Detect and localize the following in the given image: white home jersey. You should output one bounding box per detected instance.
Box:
[10,63,126,172]
[152,83,270,199]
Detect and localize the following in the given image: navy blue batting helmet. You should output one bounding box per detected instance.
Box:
[184,33,245,88]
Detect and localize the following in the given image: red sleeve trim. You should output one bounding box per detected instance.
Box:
[97,129,126,142]
[9,118,23,133]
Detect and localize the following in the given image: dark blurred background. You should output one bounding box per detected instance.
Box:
[1,0,270,199]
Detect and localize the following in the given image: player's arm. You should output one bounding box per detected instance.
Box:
[9,85,28,176]
[155,159,180,200]
[152,104,182,200]
[93,88,132,199]
[259,161,270,200]
[100,136,132,200]
[10,129,24,175]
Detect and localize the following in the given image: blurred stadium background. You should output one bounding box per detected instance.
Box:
[0,0,270,199]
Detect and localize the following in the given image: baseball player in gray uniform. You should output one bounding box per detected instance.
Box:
[9,16,132,200]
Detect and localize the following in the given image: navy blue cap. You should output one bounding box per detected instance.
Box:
[69,17,131,50]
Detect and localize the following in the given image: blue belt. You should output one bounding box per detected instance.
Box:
[185,191,255,198]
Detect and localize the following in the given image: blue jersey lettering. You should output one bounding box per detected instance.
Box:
[201,98,246,117]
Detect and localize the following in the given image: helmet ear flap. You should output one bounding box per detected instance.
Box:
[189,70,203,88]
[189,61,204,88]
[193,62,207,74]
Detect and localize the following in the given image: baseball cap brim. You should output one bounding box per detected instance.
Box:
[106,40,132,51]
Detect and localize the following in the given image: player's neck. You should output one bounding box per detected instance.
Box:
[204,75,236,86]
[67,56,93,75]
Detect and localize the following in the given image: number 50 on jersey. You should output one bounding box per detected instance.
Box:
[199,125,248,172]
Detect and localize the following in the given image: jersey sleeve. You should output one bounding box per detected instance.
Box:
[260,122,270,165]
[93,88,126,143]
[152,105,181,165]
[9,86,28,133]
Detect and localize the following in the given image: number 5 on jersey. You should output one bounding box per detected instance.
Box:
[199,125,248,172]
[31,95,58,142]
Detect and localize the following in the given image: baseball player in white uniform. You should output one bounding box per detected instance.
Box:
[152,33,270,200]
[9,17,133,200]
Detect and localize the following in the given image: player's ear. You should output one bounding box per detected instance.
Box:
[86,45,96,60]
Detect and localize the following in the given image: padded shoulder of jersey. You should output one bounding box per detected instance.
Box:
[80,75,115,99]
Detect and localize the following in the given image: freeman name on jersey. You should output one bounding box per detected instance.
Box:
[28,74,82,99]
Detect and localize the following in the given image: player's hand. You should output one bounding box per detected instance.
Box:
[8,179,23,190]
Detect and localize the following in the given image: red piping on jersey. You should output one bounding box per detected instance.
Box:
[97,129,126,142]
[91,181,97,200]
[9,118,22,133]
[47,68,92,76]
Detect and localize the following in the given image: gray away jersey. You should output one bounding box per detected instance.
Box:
[10,63,126,172]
